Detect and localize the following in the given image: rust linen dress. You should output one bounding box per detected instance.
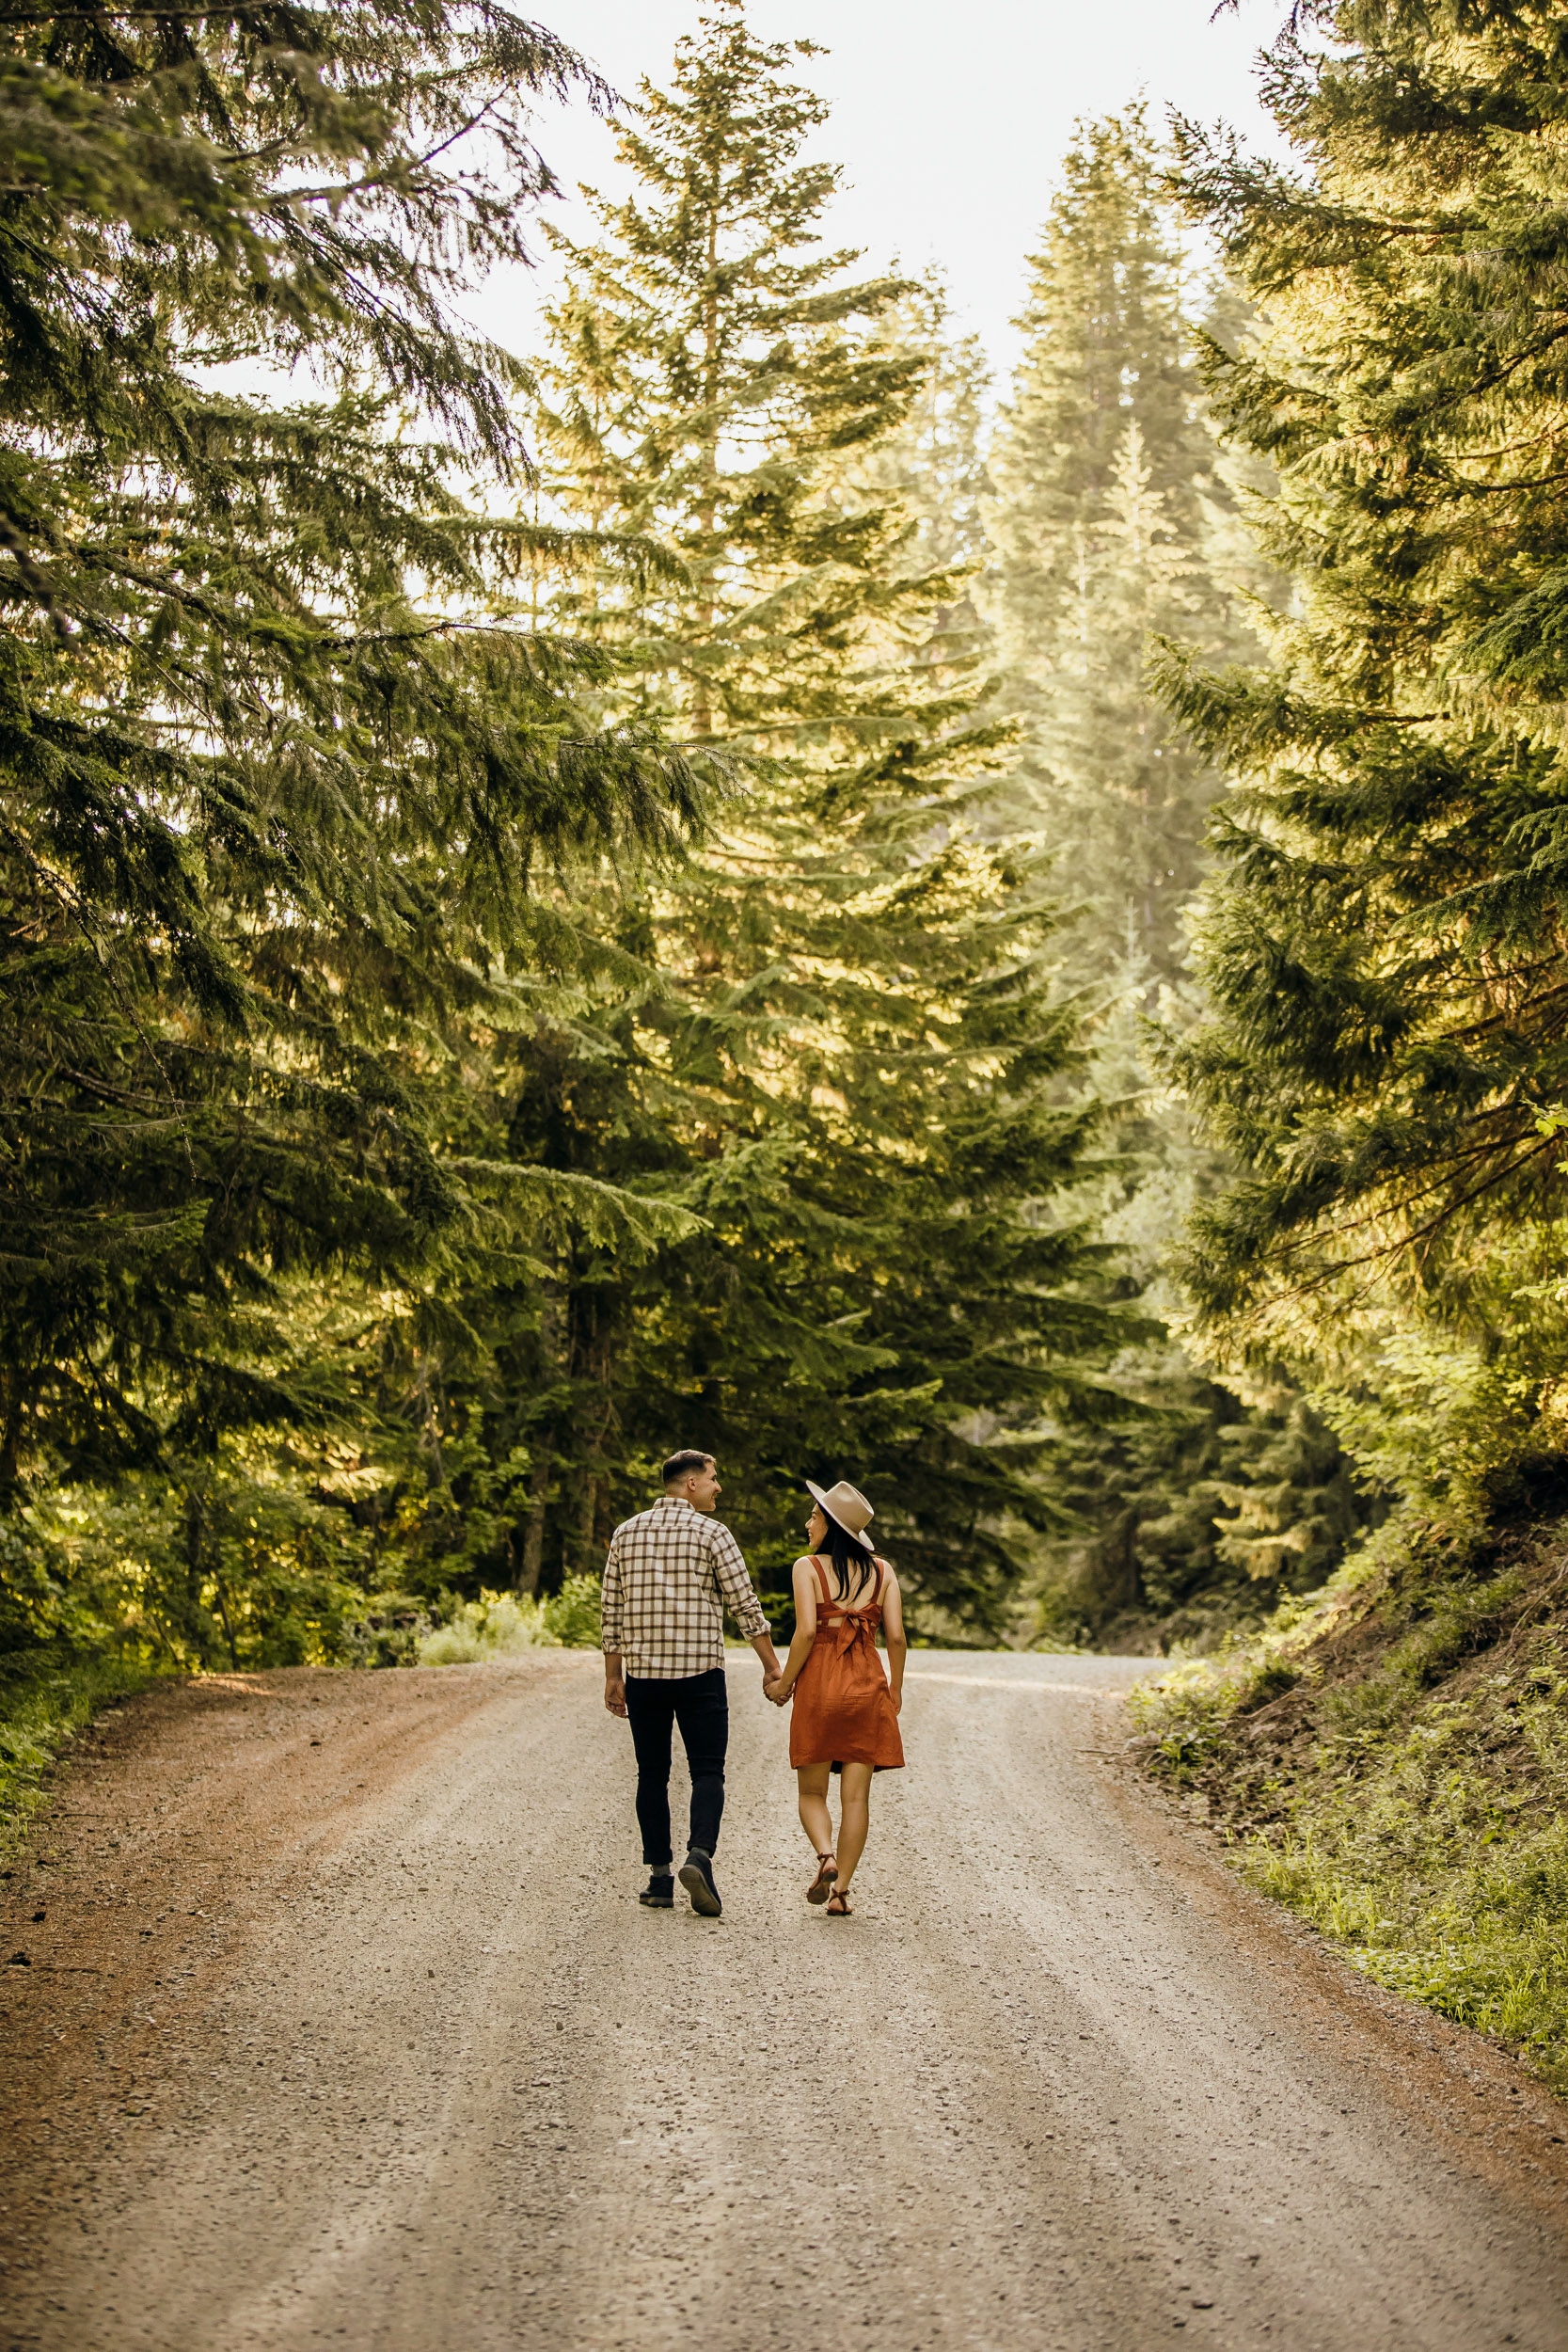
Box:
[788,1556,905,1772]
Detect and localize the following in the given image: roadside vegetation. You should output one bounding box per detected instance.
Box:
[0,1649,156,1863]
[416,1577,603,1665]
[1123,0,1568,2086]
[1132,1484,1568,2093]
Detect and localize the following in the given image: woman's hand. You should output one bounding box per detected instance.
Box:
[889,1685,902,1715]
[766,1676,792,1707]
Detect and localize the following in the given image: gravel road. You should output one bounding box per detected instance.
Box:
[4,1649,1568,2351]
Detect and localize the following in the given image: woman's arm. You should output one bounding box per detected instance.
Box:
[879,1564,907,1714]
[768,1558,819,1701]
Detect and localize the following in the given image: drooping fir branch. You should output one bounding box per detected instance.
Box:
[0,5,722,1493]
[1158,0,1568,1362]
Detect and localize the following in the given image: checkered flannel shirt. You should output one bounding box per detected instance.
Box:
[600,1496,769,1678]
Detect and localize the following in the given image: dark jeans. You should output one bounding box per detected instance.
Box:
[624,1666,728,1867]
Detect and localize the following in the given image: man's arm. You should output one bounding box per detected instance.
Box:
[601,1534,628,1716]
[709,1523,780,1678]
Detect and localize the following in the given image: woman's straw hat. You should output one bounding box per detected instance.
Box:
[805,1478,876,1550]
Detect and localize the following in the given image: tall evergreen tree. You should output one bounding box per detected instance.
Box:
[845,277,993,578]
[834,277,994,723]
[977,105,1367,1641]
[984,106,1241,996]
[473,0,1131,1630]
[1159,0,1568,1402]
[0,3,707,1661]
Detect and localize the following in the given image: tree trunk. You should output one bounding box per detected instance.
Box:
[518,1456,550,1597]
[578,1471,599,1572]
[690,194,721,738]
[0,1367,24,1494]
[516,1279,562,1596]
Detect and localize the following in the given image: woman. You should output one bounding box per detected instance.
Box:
[765,1478,905,1915]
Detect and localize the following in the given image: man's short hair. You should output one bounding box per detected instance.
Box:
[663,1449,715,1486]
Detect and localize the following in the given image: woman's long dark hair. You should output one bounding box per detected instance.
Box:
[814,1501,879,1603]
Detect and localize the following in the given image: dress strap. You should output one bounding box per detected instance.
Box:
[811,1555,832,1606]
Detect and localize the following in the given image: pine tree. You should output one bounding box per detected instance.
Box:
[460,0,1132,1631]
[984,104,1242,996]
[0,4,711,1659]
[989,108,1201,627]
[1158,0,1568,1394]
[975,105,1369,1638]
[843,277,993,577]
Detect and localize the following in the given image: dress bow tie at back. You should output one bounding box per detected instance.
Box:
[823,1610,876,1659]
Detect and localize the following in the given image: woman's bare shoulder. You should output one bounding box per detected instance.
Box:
[791,1552,819,1579]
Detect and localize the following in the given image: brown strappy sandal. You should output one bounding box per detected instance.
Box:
[826,1887,852,1915]
[807,1851,838,1905]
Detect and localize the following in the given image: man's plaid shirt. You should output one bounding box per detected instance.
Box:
[600,1497,769,1677]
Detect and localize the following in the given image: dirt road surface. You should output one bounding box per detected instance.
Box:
[4,1649,1568,2351]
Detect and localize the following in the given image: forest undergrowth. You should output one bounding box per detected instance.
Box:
[1131,1482,1568,2094]
[0,1653,160,1864]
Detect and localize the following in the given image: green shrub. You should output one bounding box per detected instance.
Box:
[544,1574,604,1649]
[0,1649,164,1856]
[416,1576,602,1666]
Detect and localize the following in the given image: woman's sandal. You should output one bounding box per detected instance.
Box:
[825,1888,852,1915]
[806,1851,838,1905]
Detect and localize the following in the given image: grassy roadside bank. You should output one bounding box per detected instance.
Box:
[0,1651,168,1861]
[1129,1489,1568,2096]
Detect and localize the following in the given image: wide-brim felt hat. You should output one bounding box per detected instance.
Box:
[805,1478,876,1550]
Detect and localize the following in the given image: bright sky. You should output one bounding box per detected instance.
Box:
[483,0,1289,388]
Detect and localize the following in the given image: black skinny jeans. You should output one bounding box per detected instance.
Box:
[624,1666,728,1866]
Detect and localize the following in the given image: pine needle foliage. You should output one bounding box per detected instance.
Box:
[0,2,709,1501]
[1161,0,1568,1365]
[494,1,1131,1630]
[972,106,1357,1642]
[984,106,1242,996]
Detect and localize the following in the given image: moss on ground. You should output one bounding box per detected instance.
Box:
[1130,1501,1568,2095]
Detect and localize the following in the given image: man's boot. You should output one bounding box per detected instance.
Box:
[678,1847,721,1917]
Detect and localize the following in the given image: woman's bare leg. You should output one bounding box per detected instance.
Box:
[834,1762,873,1891]
[797,1763,834,1857]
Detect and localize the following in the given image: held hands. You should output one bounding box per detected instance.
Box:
[762,1673,790,1707]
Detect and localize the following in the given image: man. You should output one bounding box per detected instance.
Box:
[601,1450,780,1918]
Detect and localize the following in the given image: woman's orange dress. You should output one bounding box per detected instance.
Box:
[788,1556,905,1772]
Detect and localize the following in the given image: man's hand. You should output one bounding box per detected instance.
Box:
[604,1674,628,1719]
[763,1675,788,1706]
